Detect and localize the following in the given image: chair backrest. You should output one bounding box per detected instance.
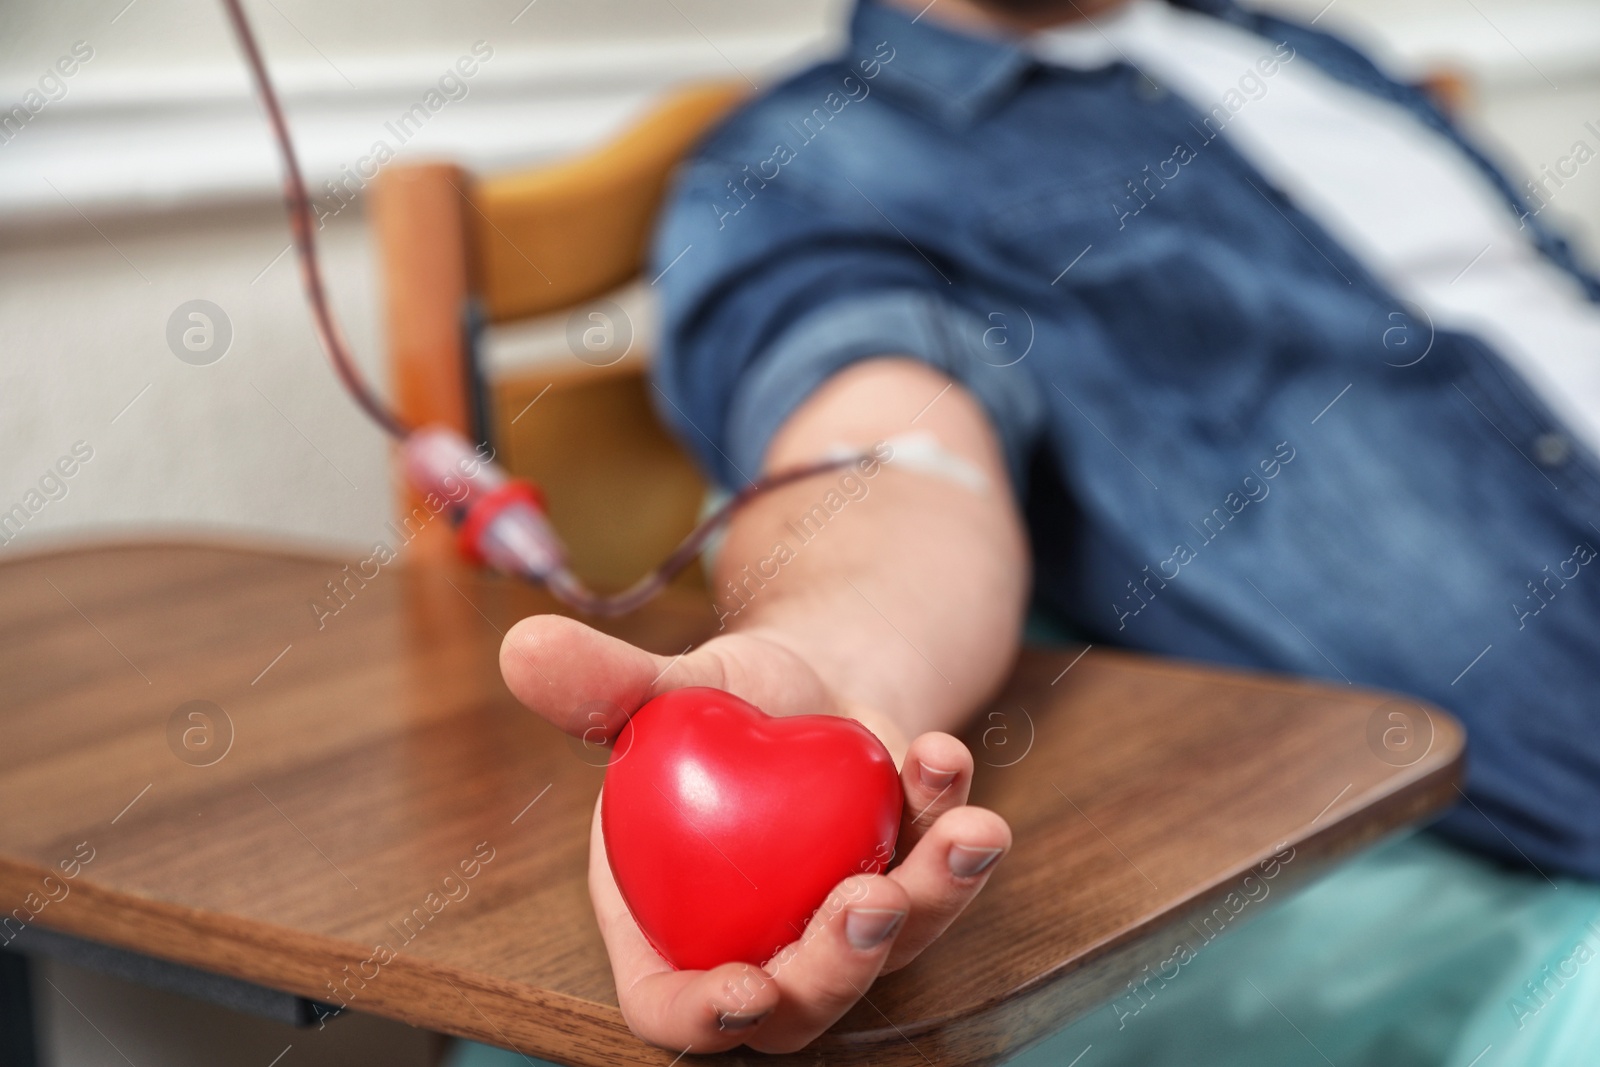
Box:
[370,81,747,588]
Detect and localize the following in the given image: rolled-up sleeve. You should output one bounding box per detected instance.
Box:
[650,158,1045,493]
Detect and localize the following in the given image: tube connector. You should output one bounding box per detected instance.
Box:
[401,425,567,580]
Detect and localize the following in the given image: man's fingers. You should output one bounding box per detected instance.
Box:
[500,618,846,739]
[500,615,663,736]
[588,798,782,1051]
[897,732,973,851]
[742,874,911,1054]
[500,615,722,738]
[884,805,1010,972]
[620,963,782,1053]
[592,798,906,1055]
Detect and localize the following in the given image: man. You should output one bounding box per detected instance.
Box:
[494,0,1600,1061]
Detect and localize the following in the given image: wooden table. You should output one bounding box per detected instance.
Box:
[0,541,1462,1066]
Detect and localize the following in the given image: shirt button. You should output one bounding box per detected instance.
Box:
[1533,432,1572,466]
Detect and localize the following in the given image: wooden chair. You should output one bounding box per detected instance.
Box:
[369,80,747,591]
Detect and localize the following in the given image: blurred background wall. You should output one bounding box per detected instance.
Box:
[0,0,848,559]
[1,0,1598,559]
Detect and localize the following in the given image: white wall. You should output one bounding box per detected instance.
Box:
[1,200,393,550]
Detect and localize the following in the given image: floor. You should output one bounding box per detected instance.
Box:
[30,957,443,1067]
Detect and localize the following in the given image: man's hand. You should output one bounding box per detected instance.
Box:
[504,359,1028,1052]
[501,614,1012,1054]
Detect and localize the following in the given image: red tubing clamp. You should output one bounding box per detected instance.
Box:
[455,479,546,565]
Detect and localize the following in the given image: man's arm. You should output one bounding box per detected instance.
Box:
[715,356,1031,745]
[501,357,1027,1053]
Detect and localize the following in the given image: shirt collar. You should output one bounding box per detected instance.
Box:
[846,0,1243,127]
[847,0,1037,129]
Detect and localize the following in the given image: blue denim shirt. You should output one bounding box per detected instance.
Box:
[651,0,1600,879]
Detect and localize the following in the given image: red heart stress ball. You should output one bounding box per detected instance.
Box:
[601,687,903,970]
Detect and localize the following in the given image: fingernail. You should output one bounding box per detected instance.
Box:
[948,845,1004,879]
[919,762,958,791]
[717,1008,770,1032]
[845,907,907,950]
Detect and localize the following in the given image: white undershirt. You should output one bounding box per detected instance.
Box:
[1032,0,1600,458]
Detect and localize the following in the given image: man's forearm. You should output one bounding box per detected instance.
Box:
[710,358,1031,739]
